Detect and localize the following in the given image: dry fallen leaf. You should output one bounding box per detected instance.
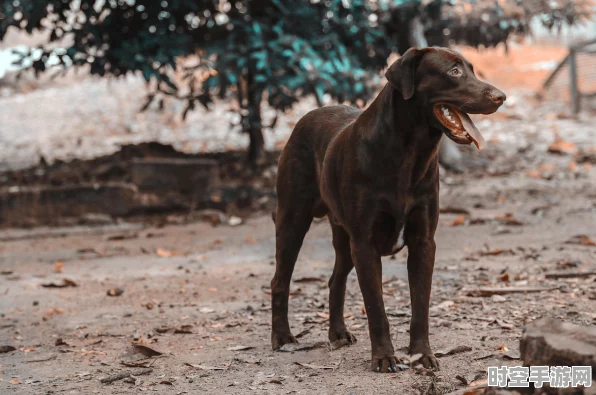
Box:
[156,248,177,257]
[439,206,470,215]
[526,170,542,179]
[227,345,254,351]
[107,288,124,297]
[497,273,510,282]
[539,163,556,173]
[495,319,514,330]
[174,325,193,334]
[54,262,64,273]
[294,361,341,370]
[0,345,16,354]
[44,307,65,318]
[435,345,472,357]
[279,342,328,352]
[451,216,467,227]
[478,248,514,256]
[294,327,313,339]
[41,279,78,288]
[122,345,163,364]
[185,363,228,370]
[548,137,578,155]
[107,233,138,241]
[494,212,524,226]
[293,276,325,283]
[134,344,162,357]
[121,360,152,368]
[566,235,596,247]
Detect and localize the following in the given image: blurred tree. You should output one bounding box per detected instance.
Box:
[382,0,594,53]
[0,0,390,163]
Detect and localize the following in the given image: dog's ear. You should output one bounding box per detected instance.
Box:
[385,48,426,100]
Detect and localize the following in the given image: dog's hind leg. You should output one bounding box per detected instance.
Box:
[270,205,313,349]
[328,222,357,346]
[271,145,318,350]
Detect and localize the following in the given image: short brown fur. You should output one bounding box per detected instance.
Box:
[271,47,505,372]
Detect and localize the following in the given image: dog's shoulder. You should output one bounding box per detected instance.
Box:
[297,105,361,129]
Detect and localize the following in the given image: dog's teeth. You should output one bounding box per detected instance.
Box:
[441,106,457,126]
[441,107,450,118]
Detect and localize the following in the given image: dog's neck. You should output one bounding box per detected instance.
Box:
[360,84,443,157]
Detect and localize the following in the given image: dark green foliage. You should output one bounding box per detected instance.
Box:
[1,0,391,161]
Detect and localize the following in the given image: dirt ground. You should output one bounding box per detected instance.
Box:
[1,96,596,395]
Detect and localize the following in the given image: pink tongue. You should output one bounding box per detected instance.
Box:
[454,110,485,150]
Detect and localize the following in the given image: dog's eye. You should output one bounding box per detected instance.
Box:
[448,67,462,77]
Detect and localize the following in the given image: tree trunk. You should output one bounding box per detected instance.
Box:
[246,118,265,165]
[240,73,265,165]
[408,16,428,48]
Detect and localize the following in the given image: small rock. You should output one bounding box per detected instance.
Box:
[520,318,596,368]
[228,216,243,226]
[491,294,507,303]
[80,213,114,225]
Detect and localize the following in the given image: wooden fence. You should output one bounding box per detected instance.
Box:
[542,38,596,114]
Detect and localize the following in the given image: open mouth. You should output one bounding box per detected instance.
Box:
[433,104,486,150]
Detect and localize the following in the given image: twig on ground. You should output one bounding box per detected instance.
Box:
[100,368,153,384]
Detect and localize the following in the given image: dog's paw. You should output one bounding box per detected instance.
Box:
[412,353,440,371]
[271,332,298,351]
[329,328,357,349]
[371,354,401,373]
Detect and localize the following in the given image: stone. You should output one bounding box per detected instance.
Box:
[520,318,596,370]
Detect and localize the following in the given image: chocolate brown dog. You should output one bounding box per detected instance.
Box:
[271,47,505,372]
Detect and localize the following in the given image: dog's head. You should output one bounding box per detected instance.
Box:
[385,47,506,150]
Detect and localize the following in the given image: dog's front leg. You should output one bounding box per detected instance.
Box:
[350,239,398,373]
[406,204,439,370]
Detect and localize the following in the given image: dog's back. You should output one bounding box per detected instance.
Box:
[279,105,361,181]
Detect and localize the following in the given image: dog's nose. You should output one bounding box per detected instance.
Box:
[489,90,506,105]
